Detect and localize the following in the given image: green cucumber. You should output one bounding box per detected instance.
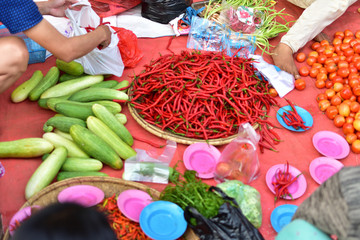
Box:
[40,75,104,99]
[42,132,89,158]
[69,124,123,169]
[25,146,67,199]
[86,116,136,160]
[0,138,54,158]
[59,73,87,82]
[53,129,73,141]
[11,70,43,103]
[57,171,108,181]
[43,116,86,133]
[68,87,128,102]
[90,80,118,89]
[29,67,60,101]
[38,98,50,109]
[115,113,127,125]
[61,158,103,172]
[113,80,130,92]
[56,59,84,76]
[92,104,133,146]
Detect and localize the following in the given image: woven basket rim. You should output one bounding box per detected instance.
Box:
[3,176,198,240]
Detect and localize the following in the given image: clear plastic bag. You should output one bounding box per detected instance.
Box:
[65,1,125,76]
[187,16,256,57]
[214,123,260,184]
[122,140,177,184]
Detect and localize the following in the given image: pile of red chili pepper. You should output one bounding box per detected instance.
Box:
[130,50,280,152]
[272,162,302,203]
[97,194,151,240]
[280,99,311,130]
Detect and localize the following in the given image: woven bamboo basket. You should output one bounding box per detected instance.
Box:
[3,176,198,240]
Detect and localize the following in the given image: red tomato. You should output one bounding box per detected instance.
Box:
[341,43,351,51]
[329,72,338,81]
[331,95,342,106]
[311,42,321,50]
[295,79,306,91]
[326,63,338,73]
[338,67,350,78]
[343,36,354,44]
[340,88,353,99]
[316,46,326,54]
[344,48,355,57]
[338,60,349,69]
[332,76,344,84]
[316,93,328,102]
[343,122,355,134]
[333,38,343,46]
[334,31,345,40]
[325,80,334,89]
[317,54,327,64]
[306,56,317,66]
[351,102,360,113]
[354,60,360,70]
[325,88,336,99]
[315,80,326,89]
[326,106,339,120]
[295,52,306,63]
[355,30,360,39]
[320,39,330,47]
[312,63,323,69]
[299,66,310,77]
[309,68,319,78]
[352,84,360,96]
[351,140,360,153]
[332,55,340,64]
[344,29,354,38]
[317,72,327,82]
[334,115,346,127]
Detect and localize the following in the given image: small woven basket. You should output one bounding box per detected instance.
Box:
[3,176,198,240]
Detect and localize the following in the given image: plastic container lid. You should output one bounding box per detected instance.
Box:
[266,164,307,200]
[276,105,313,132]
[309,157,344,184]
[140,201,187,240]
[183,142,221,179]
[117,189,152,222]
[57,185,105,207]
[312,131,350,159]
[270,204,298,233]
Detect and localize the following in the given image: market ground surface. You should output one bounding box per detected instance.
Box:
[1,1,360,239]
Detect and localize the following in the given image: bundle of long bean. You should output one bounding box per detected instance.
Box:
[201,0,292,54]
[129,50,280,152]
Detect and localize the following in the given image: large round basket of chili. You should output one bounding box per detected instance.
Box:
[3,176,198,240]
[128,50,277,146]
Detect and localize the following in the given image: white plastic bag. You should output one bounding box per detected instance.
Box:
[65,0,124,76]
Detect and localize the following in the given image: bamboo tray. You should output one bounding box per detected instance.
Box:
[3,176,198,240]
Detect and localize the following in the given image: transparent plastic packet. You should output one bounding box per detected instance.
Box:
[122,140,177,184]
[214,123,260,184]
[187,16,256,56]
[218,2,263,34]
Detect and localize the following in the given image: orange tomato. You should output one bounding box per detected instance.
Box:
[299,66,310,77]
[353,119,360,131]
[345,133,358,144]
[318,99,331,112]
[325,105,339,120]
[269,88,278,97]
[350,101,360,113]
[325,88,336,99]
[317,72,327,82]
[334,114,346,127]
[343,122,355,134]
[334,31,345,40]
[311,42,321,51]
[340,87,353,99]
[352,84,360,96]
[344,29,354,38]
[331,95,342,106]
[294,79,306,91]
[339,103,351,117]
[306,56,317,66]
[295,52,306,63]
[337,67,350,78]
[309,68,319,78]
[333,82,344,92]
[351,140,360,153]
[315,79,326,89]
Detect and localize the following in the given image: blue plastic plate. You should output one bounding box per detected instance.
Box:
[270,204,298,233]
[277,105,313,132]
[139,201,187,240]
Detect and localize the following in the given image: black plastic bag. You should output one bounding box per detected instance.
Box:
[141,0,192,24]
[184,186,265,240]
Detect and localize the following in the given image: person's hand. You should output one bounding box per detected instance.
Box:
[40,0,79,17]
[271,43,301,79]
[97,25,112,49]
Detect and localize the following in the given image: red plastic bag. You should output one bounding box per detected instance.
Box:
[89,0,141,18]
[112,26,143,68]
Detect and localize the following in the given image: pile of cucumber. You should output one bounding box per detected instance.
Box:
[0,59,136,200]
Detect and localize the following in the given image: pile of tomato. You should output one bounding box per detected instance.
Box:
[295,29,360,154]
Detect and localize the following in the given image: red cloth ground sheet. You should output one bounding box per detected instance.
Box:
[1,1,360,239]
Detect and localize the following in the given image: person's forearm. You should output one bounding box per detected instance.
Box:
[35,1,51,15]
[281,0,357,53]
[24,19,108,62]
